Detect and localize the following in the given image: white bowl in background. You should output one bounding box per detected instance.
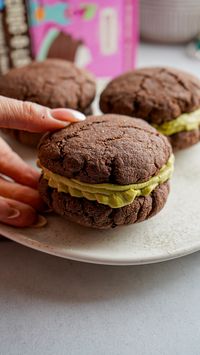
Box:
[140,0,200,43]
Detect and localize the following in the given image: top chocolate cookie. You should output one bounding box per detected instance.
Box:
[0,59,96,112]
[38,114,171,185]
[100,67,200,125]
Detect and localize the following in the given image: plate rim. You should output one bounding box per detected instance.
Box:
[0,226,200,265]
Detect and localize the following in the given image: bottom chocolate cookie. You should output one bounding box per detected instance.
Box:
[168,128,200,151]
[39,177,170,229]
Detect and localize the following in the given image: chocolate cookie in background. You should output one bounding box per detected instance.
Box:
[100,67,200,151]
[0,59,96,147]
[38,114,174,229]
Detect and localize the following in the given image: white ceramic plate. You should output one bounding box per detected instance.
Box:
[0,136,200,265]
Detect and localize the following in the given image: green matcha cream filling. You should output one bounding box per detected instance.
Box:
[40,154,174,209]
[153,108,200,136]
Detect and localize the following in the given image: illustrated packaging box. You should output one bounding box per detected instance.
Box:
[0,0,138,77]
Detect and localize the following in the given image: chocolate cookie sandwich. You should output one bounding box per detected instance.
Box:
[0,59,96,147]
[100,67,200,150]
[38,114,174,229]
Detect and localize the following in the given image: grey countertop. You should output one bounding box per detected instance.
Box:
[1,43,200,355]
[1,243,200,355]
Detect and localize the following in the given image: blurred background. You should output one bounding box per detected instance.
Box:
[0,0,200,76]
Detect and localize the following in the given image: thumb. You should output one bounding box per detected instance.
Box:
[0,96,86,132]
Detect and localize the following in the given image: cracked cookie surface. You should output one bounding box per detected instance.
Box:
[38,114,172,185]
[0,59,96,110]
[100,67,200,125]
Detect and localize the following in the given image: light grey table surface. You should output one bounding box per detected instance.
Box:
[1,43,200,355]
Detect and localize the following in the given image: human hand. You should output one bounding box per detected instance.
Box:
[0,96,85,227]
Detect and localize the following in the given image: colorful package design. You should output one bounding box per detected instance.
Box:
[28,0,138,77]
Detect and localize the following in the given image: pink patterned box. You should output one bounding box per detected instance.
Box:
[28,0,138,77]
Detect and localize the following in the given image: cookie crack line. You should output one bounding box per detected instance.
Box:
[161,68,190,93]
[139,73,150,96]
[49,123,165,143]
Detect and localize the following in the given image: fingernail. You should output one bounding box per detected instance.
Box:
[51,108,86,122]
[31,215,47,228]
[7,208,20,219]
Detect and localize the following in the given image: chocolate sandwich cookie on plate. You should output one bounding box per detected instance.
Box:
[38,114,174,229]
[0,59,96,147]
[100,67,200,150]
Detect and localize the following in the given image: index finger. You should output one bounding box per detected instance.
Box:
[0,96,86,132]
